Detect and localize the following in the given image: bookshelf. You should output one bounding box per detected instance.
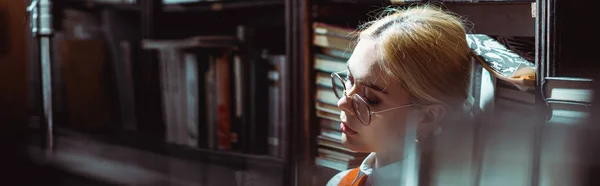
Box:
[27,0,293,185]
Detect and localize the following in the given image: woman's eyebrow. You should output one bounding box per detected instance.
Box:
[348,66,388,94]
[362,81,387,94]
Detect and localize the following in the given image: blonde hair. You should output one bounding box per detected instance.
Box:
[359,5,472,109]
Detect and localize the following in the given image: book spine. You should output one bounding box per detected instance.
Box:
[184,53,199,147]
[216,52,232,150]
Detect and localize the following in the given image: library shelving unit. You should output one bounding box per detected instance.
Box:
[25,0,296,185]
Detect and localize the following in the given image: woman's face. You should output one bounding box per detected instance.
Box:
[338,38,415,153]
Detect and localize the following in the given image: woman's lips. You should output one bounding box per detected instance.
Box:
[341,122,358,135]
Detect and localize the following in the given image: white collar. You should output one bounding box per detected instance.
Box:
[353,152,404,185]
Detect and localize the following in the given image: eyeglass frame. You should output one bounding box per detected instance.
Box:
[330,70,417,126]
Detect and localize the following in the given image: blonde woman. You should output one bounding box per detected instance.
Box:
[327,5,474,186]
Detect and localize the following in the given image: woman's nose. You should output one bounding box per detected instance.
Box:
[337,95,355,116]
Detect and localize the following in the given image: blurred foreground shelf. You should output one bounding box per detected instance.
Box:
[29,127,285,186]
[43,128,285,169]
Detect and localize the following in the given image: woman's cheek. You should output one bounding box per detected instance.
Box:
[381,114,409,140]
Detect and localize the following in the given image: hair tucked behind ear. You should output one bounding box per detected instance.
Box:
[359,5,472,111]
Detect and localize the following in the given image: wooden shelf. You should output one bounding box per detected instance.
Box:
[165,143,286,170]
[60,0,142,11]
[162,0,284,12]
[313,0,536,36]
[316,0,535,5]
[31,127,285,171]
[426,0,534,3]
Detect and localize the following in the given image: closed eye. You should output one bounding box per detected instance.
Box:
[363,89,380,105]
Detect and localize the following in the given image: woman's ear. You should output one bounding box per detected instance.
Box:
[417,104,447,135]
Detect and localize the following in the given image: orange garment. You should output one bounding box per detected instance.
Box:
[339,168,367,186]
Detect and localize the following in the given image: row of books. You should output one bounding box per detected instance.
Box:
[143,25,288,158]
[55,6,289,157]
[312,22,369,172]
[203,50,288,156]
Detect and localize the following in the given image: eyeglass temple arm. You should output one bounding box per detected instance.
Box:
[370,104,417,114]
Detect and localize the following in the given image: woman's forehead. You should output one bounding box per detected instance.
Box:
[347,39,378,80]
[347,39,390,93]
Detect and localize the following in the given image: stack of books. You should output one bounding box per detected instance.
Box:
[312,22,368,172]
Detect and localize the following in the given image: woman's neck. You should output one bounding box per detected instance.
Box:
[374,148,404,169]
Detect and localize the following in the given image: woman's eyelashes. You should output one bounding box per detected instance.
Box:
[364,89,380,105]
[348,74,380,105]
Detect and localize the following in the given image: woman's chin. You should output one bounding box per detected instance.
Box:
[341,134,370,152]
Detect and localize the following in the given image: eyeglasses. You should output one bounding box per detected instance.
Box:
[331,70,416,126]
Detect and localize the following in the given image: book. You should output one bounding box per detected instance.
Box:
[315,157,353,172]
[546,100,591,125]
[318,148,366,163]
[313,22,357,39]
[313,35,354,54]
[541,77,593,125]
[542,77,593,103]
[313,22,356,53]
[315,71,333,88]
[316,101,341,115]
[267,54,287,157]
[320,118,341,131]
[315,87,338,108]
[314,53,347,73]
[318,47,352,60]
[215,51,232,150]
[205,58,217,149]
[184,53,200,147]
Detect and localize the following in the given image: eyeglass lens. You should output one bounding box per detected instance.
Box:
[353,94,371,125]
[332,74,346,99]
[331,73,371,126]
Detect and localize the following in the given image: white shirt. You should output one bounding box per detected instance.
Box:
[326,152,404,186]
